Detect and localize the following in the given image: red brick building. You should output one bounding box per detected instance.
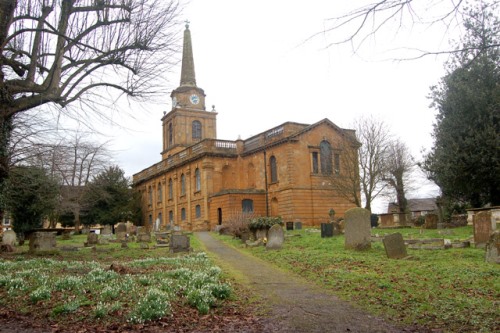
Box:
[133,24,360,231]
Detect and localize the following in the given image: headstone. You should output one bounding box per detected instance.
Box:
[115,222,127,233]
[137,232,151,243]
[155,232,170,245]
[81,226,90,234]
[383,233,408,259]
[87,232,98,245]
[121,241,128,249]
[255,229,267,240]
[29,232,57,252]
[344,207,371,250]
[286,222,294,231]
[294,222,302,230]
[473,211,495,248]
[485,230,499,264]
[2,230,16,246]
[170,234,190,253]
[101,225,112,236]
[321,223,333,238]
[332,221,342,235]
[424,214,438,229]
[266,224,285,250]
[116,231,127,242]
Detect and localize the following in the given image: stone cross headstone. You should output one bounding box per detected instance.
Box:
[29,232,57,252]
[344,207,371,250]
[266,224,285,250]
[2,230,16,246]
[87,232,98,245]
[383,233,408,259]
[485,230,499,264]
[473,211,495,248]
[170,234,190,253]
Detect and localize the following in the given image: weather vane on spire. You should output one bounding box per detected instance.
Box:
[185,20,190,29]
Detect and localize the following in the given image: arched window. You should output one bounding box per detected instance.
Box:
[320,140,332,175]
[242,199,254,213]
[195,168,201,192]
[158,212,162,225]
[157,182,162,202]
[148,186,153,205]
[195,205,201,218]
[181,174,185,195]
[192,120,202,140]
[168,122,173,146]
[168,178,173,199]
[181,208,186,220]
[270,155,278,183]
[169,210,174,223]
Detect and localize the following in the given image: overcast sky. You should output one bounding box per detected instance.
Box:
[102,0,463,213]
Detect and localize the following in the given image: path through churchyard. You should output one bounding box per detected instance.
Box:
[196,232,414,333]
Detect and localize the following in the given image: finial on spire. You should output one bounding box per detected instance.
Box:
[185,20,190,29]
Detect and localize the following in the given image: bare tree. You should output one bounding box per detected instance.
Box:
[356,116,392,212]
[313,0,499,59]
[383,139,414,213]
[0,0,181,185]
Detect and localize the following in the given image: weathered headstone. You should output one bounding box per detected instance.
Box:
[87,232,98,245]
[137,232,151,243]
[473,211,495,248]
[29,232,57,252]
[383,233,407,259]
[424,214,438,229]
[101,225,112,236]
[115,223,127,241]
[344,207,371,250]
[485,230,499,264]
[321,223,333,238]
[294,221,302,230]
[266,224,285,250]
[2,230,16,246]
[170,234,190,253]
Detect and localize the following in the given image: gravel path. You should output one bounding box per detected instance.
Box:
[196,231,407,333]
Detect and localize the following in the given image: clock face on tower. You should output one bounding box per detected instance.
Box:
[190,94,199,105]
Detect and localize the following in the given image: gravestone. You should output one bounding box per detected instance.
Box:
[473,211,495,248]
[485,230,499,264]
[2,230,16,246]
[101,225,112,236]
[294,221,302,230]
[255,229,267,240]
[81,226,90,234]
[424,214,438,229]
[29,232,57,252]
[344,207,371,250]
[266,224,285,250]
[87,232,98,245]
[137,232,151,243]
[332,221,342,235]
[286,222,294,231]
[382,233,407,259]
[115,222,127,241]
[170,234,190,253]
[155,232,170,245]
[321,223,333,238]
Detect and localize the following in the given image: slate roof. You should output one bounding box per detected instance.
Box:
[387,198,438,213]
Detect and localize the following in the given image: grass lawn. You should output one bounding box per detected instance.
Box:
[0,233,234,330]
[216,226,499,333]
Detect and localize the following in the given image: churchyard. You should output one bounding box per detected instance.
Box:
[217,225,499,333]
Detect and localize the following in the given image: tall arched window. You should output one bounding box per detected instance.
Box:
[168,178,173,199]
[157,182,162,202]
[168,122,173,146]
[169,210,174,223]
[192,120,202,140]
[270,155,278,183]
[320,140,333,175]
[181,174,186,195]
[195,168,201,192]
[181,208,186,220]
[148,186,153,205]
[195,205,201,218]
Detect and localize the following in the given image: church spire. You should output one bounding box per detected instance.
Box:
[180,21,196,87]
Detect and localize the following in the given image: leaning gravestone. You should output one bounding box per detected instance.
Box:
[473,211,495,248]
[383,233,408,259]
[170,234,190,253]
[344,207,371,250]
[87,232,98,245]
[266,224,285,250]
[485,230,499,264]
[2,230,16,246]
[29,232,57,253]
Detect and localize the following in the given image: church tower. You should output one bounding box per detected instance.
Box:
[161,22,217,158]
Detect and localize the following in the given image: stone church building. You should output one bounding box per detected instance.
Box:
[133,24,360,231]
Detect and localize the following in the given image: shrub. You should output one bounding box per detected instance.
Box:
[248,216,283,231]
[224,211,253,237]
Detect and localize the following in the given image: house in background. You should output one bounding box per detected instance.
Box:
[387,198,438,218]
[132,23,360,231]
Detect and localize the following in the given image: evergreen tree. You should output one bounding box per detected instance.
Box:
[424,4,500,207]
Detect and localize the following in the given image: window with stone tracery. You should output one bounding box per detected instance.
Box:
[192,120,202,140]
